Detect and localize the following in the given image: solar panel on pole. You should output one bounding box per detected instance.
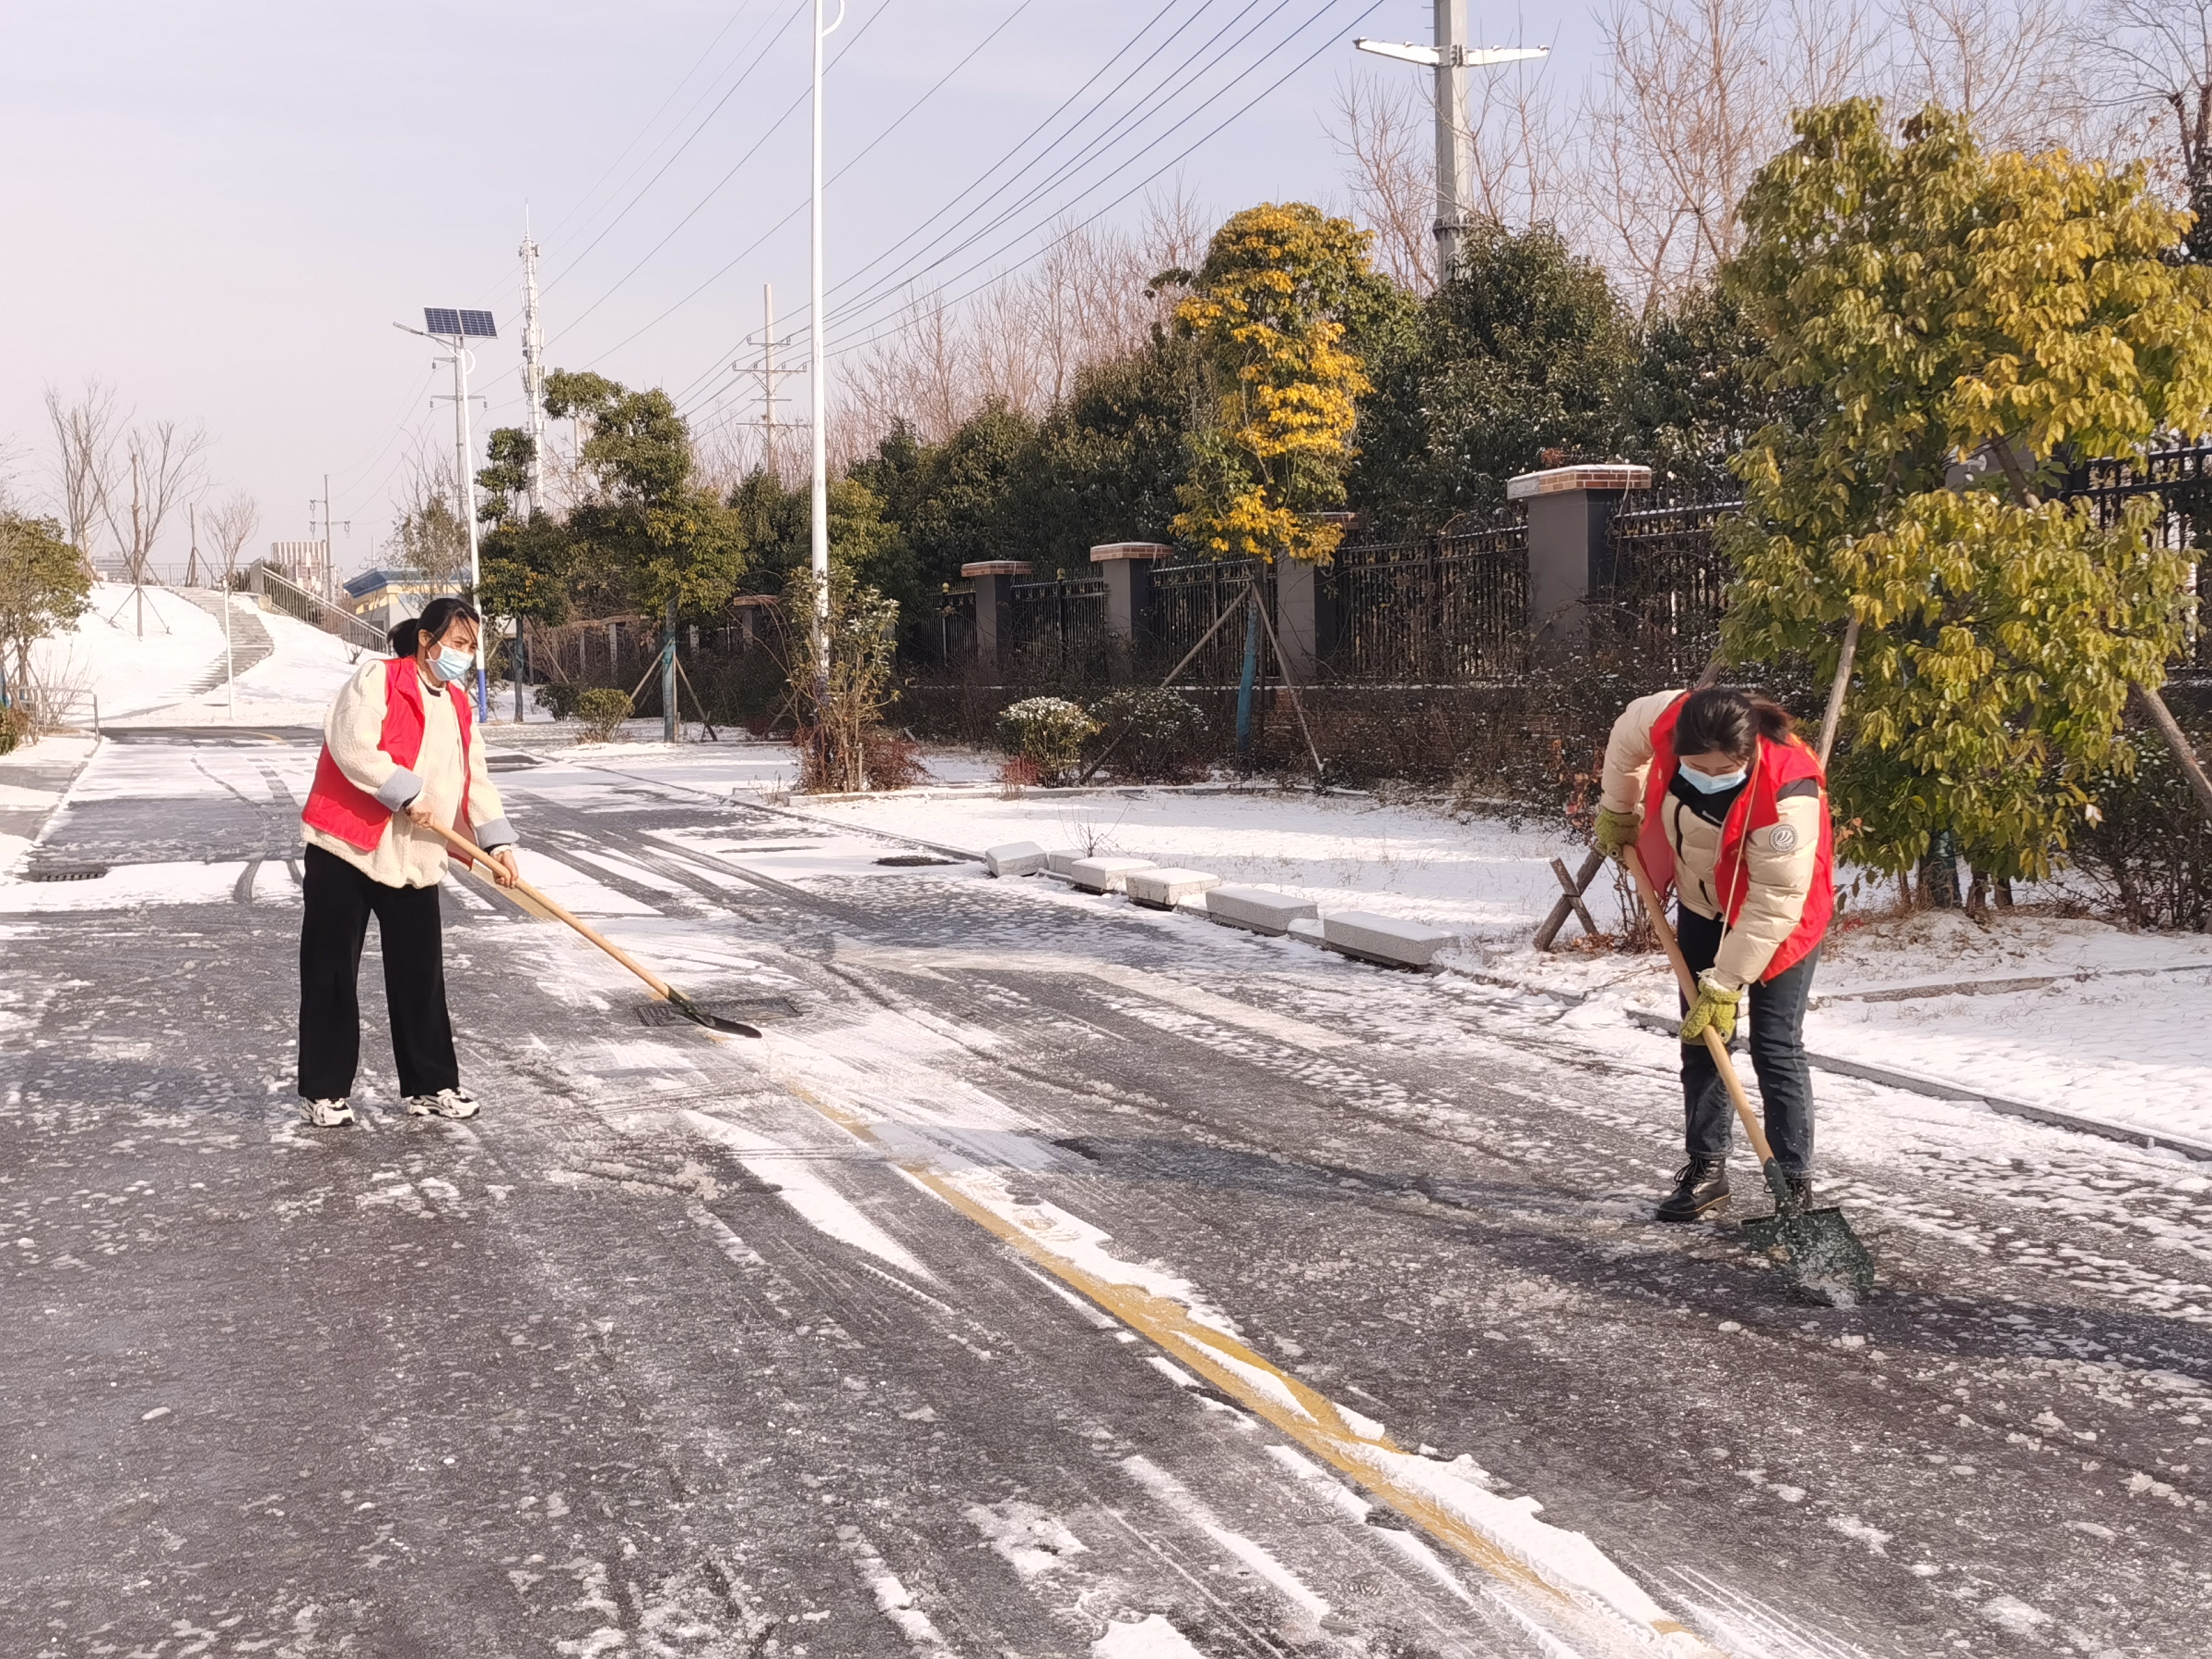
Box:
[424,306,463,336]
[458,310,498,338]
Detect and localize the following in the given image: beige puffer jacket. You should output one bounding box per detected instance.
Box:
[1600,688,1825,991]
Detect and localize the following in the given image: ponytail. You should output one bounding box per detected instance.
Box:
[387,618,422,658]
[1675,685,1794,762]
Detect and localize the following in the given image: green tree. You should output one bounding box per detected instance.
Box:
[0,513,92,726]
[1722,100,2212,882]
[1170,203,1381,565]
[1352,223,1635,534]
[489,370,749,626]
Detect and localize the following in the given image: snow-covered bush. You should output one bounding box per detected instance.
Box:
[1093,687,1206,782]
[575,688,632,743]
[997,696,1098,785]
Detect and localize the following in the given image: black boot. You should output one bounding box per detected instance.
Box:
[1658,1158,1730,1222]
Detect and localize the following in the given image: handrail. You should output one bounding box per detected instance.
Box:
[247,561,388,652]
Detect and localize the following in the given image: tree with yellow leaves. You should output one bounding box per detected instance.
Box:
[1723,101,2212,885]
[1168,203,1379,566]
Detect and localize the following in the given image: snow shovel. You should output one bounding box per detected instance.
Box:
[426,822,762,1039]
[1621,847,1875,1305]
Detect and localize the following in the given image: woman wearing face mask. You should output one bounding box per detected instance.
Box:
[293,595,520,1128]
[1593,684,1834,1221]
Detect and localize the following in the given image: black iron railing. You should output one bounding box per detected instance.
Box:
[1152,557,1268,684]
[1327,525,1529,683]
[1009,574,1108,661]
[1603,498,1740,683]
[2068,443,2210,679]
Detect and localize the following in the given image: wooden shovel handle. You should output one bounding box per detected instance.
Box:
[1620,846,1778,1167]
[424,820,677,1002]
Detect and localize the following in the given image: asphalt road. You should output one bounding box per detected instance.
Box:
[2,732,2207,1659]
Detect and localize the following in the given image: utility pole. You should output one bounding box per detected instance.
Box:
[223,569,236,723]
[520,219,549,518]
[809,0,843,707]
[309,479,348,606]
[736,284,801,482]
[1354,9,1547,280]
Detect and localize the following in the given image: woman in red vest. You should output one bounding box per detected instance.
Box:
[295,596,519,1128]
[1594,685,1834,1221]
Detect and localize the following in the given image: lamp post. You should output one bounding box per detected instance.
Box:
[1354,5,1547,278]
[395,308,498,719]
[809,0,845,708]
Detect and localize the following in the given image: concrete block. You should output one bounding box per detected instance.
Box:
[1068,856,1156,894]
[983,840,1047,878]
[1043,850,1085,877]
[1124,866,1221,910]
[1320,910,1461,970]
[1204,885,1320,936]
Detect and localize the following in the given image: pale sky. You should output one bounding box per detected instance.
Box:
[2,0,1578,583]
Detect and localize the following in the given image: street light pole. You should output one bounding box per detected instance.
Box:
[1353,16,1547,281]
[453,339,487,720]
[396,309,498,720]
[809,0,845,708]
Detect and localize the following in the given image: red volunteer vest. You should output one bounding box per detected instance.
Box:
[300,657,474,853]
[1637,693,1834,982]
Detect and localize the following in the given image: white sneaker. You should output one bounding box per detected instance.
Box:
[405,1087,480,1121]
[300,1098,357,1128]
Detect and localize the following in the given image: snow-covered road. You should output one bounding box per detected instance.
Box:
[2,732,2207,1657]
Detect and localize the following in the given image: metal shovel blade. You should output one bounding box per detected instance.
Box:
[1740,1164,1875,1306]
[636,992,763,1039]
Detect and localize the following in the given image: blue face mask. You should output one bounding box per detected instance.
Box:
[1680,762,1749,794]
[432,644,474,684]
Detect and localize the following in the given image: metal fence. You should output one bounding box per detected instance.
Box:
[1153,557,1267,683]
[1603,498,1741,683]
[1327,525,1529,683]
[2067,443,2210,680]
[1008,574,1109,671]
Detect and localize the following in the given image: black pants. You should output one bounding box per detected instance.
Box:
[297,843,459,1101]
[1675,905,1818,1178]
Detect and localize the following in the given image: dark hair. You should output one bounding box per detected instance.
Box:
[1675,685,1794,762]
[389,596,481,659]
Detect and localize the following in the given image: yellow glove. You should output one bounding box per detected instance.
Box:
[1594,807,1640,859]
[1680,971,1741,1045]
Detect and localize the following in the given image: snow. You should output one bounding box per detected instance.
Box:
[1091,1614,1206,1658]
[28,583,228,720]
[716,764,2212,1158]
[133,605,363,726]
[24,581,365,729]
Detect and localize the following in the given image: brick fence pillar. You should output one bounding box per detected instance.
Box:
[961,560,1031,671]
[1090,543,1172,680]
[1506,464,1652,665]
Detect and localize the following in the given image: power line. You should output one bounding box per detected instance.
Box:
[654,0,1048,412]
[825,0,1387,365]
[588,0,1054,395]
[809,0,1199,321]
[548,0,898,349]
[823,0,1362,360]
[818,0,1289,341]
[543,0,813,300]
[543,1,775,247]
[666,0,1208,415]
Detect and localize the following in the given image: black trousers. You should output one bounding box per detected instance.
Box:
[1675,905,1818,1177]
[297,843,460,1101]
